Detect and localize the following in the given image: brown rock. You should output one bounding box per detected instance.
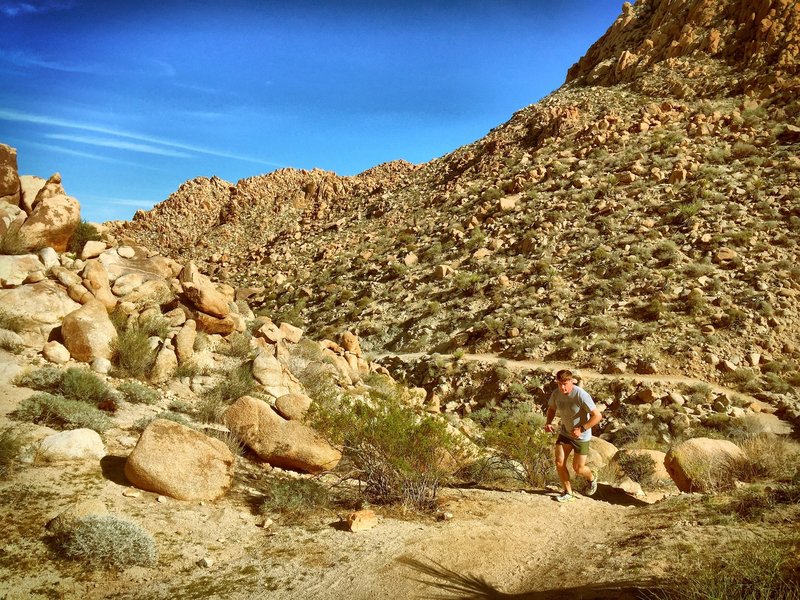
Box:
[193,311,236,335]
[61,299,118,362]
[0,144,21,206]
[664,437,745,492]
[0,280,81,347]
[341,331,362,357]
[279,322,303,343]
[175,319,197,364]
[225,396,341,473]
[18,192,80,252]
[182,281,230,318]
[274,393,313,421]
[124,419,235,501]
[81,260,117,311]
[347,509,378,532]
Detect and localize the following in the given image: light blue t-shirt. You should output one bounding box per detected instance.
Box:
[548,385,596,441]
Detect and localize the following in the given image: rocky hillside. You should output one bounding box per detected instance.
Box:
[114,0,800,401]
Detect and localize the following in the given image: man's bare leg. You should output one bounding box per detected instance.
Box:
[555,443,574,495]
[572,453,594,483]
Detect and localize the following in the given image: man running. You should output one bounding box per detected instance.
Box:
[544,369,602,502]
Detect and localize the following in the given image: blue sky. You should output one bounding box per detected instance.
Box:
[0,1,623,222]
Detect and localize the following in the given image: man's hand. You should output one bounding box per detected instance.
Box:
[571,426,582,438]
[544,423,555,433]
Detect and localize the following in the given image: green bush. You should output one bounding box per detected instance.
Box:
[653,538,800,600]
[61,368,117,409]
[16,366,64,393]
[55,515,158,568]
[0,426,24,480]
[17,367,117,410]
[117,381,159,405]
[259,477,330,523]
[113,324,156,379]
[67,221,101,255]
[311,391,463,510]
[15,393,111,432]
[218,332,255,359]
[481,406,553,488]
[616,451,656,486]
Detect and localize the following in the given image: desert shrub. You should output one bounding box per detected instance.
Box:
[481,405,553,488]
[61,368,116,409]
[616,451,656,486]
[0,425,25,480]
[132,411,194,433]
[311,392,463,510]
[0,309,26,333]
[113,324,156,379]
[724,484,800,521]
[731,141,759,159]
[16,366,64,392]
[259,477,330,523]
[19,367,117,410]
[117,381,159,405]
[67,221,101,255]
[196,364,256,423]
[739,435,800,482]
[652,537,800,600]
[0,220,29,254]
[205,427,245,457]
[54,515,158,568]
[137,314,171,339]
[217,331,254,359]
[15,393,111,432]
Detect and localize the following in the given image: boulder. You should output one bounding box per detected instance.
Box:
[279,322,303,343]
[150,344,178,383]
[98,248,175,282]
[82,259,117,311]
[18,175,46,214]
[0,254,43,286]
[61,299,118,362]
[175,319,196,364]
[252,352,304,398]
[80,240,106,260]
[588,437,618,467]
[18,192,81,252]
[38,429,106,461]
[225,396,341,473]
[0,203,25,238]
[182,280,230,318]
[42,341,71,364]
[194,311,236,335]
[341,331,362,357]
[347,509,378,532]
[0,144,20,206]
[664,437,745,492]
[0,281,81,347]
[124,419,235,501]
[274,393,313,421]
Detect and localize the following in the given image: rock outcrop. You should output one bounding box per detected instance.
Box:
[124,419,235,501]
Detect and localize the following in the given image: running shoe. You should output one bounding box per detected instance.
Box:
[587,475,598,496]
[555,492,576,503]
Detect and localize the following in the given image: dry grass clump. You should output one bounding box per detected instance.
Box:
[14,392,111,433]
[739,435,800,482]
[53,515,158,568]
[116,381,160,405]
[258,477,331,524]
[0,426,25,480]
[17,367,119,411]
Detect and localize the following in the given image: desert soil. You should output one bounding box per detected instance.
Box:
[0,348,791,600]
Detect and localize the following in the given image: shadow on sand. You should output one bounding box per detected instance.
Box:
[100,455,129,486]
[400,557,665,600]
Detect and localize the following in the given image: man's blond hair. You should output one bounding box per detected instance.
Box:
[555,369,573,383]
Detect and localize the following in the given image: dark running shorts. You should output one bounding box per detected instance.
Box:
[556,433,590,456]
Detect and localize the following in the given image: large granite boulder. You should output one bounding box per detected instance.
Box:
[0,144,21,206]
[0,280,81,347]
[18,190,81,252]
[664,437,745,492]
[225,396,341,473]
[124,419,235,501]
[61,299,118,362]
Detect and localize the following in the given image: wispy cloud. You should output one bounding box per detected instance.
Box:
[25,141,163,169]
[0,107,285,167]
[46,133,194,158]
[0,49,99,74]
[0,0,75,17]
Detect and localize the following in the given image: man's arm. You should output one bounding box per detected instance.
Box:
[570,407,602,438]
[544,405,557,433]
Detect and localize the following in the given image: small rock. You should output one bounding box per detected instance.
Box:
[157,495,168,503]
[122,489,141,498]
[347,509,378,532]
[197,557,214,568]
